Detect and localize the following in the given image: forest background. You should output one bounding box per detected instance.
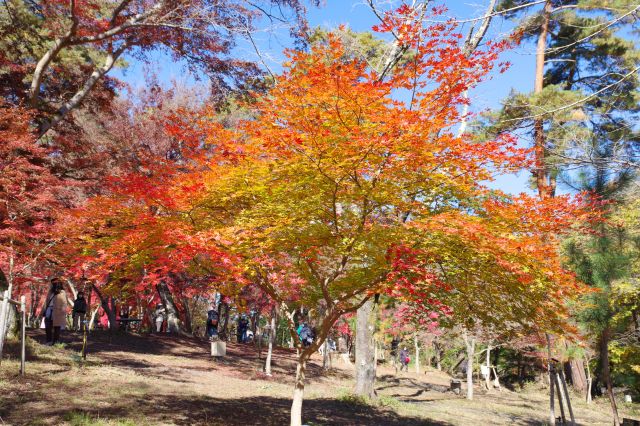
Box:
[0,1,639,426]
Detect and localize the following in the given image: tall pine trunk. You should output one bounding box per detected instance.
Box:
[600,326,620,426]
[533,3,558,423]
[567,358,587,393]
[434,340,442,371]
[322,338,331,371]
[354,298,376,398]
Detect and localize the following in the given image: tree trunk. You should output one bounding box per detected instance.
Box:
[181,296,193,333]
[218,299,230,340]
[322,338,331,371]
[354,298,376,399]
[434,340,442,371]
[600,326,620,426]
[567,358,587,393]
[290,355,307,426]
[156,282,181,333]
[88,306,100,331]
[585,356,593,404]
[92,284,117,330]
[464,332,476,400]
[0,266,17,340]
[265,307,276,376]
[28,23,77,107]
[485,344,492,390]
[559,368,576,425]
[533,0,555,199]
[547,333,556,425]
[28,282,44,327]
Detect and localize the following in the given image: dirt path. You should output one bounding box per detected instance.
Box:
[0,331,635,425]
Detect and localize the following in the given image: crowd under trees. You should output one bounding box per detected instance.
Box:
[0,1,639,425]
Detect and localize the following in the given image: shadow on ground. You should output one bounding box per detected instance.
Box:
[24,329,353,385]
[48,395,449,426]
[0,371,449,426]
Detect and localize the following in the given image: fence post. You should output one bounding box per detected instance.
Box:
[20,295,26,375]
[0,290,9,365]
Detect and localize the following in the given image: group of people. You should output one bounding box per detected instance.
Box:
[236,315,250,343]
[41,278,88,345]
[204,304,257,343]
[41,282,413,375]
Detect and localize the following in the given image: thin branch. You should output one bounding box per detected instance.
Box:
[499,65,640,123]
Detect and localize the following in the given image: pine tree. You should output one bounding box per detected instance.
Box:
[479,2,639,423]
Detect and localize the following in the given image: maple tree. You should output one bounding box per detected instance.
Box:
[64,6,599,424]
[0,101,69,342]
[148,9,592,425]
[56,100,242,330]
[0,102,63,295]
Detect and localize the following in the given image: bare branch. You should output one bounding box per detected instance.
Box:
[39,41,130,138]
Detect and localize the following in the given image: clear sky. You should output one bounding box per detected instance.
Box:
[113,1,542,195]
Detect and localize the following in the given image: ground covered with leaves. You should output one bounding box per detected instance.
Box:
[0,331,637,425]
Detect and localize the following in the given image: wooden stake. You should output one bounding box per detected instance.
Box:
[547,334,555,425]
[20,295,26,375]
[559,368,575,425]
[554,369,567,424]
[0,290,10,365]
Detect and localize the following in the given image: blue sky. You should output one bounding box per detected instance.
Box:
[113,1,541,195]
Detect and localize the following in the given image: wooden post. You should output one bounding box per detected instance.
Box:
[20,295,26,375]
[585,357,593,404]
[547,334,556,425]
[554,369,567,424]
[81,321,88,360]
[559,368,576,425]
[0,290,9,365]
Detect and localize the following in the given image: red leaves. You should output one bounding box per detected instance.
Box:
[0,101,65,284]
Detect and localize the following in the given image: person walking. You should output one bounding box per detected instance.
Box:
[237,315,249,343]
[298,323,313,347]
[153,304,165,333]
[206,303,219,340]
[399,347,410,372]
[43,279,69,345]
[72,291,88,332]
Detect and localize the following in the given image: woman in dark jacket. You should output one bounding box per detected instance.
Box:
[72,291,87,331]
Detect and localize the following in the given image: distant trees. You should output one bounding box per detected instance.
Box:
[1,0,314,135]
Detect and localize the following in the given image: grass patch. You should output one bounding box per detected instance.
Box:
[377,394,402,410]
[64,411,140,426]
[336,390,370,407]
